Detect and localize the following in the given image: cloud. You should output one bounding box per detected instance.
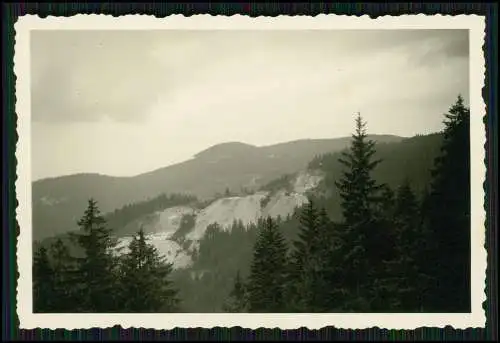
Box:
[403,29,469,67]
[31,31,175,123]
[30,29,471,179]
[31,29,468,125]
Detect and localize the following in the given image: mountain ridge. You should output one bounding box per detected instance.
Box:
[33,135,403,183]
[32,134,404,241]
[34,132,442,271]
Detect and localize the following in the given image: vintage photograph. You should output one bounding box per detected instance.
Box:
[15,15,486,329]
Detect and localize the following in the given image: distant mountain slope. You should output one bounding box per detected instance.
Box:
[32,135,402,240]
[34,132,445,312]
[36,170,324,271]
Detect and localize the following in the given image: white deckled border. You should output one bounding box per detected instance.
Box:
[14,14,487,330]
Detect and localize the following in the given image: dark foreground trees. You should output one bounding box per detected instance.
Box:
[68,199,121,312]
[33,97,470,314]
[247,216,288,312]
[119,228,179,312]
[33,199,179,313]
[33,246,55,312]
[222,270,248,312]
[333,112,395,312]
[286,201,334,312]
[422,95,471,312]
[227,95,471,313]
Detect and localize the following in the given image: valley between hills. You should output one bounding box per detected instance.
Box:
[33,132,443,312]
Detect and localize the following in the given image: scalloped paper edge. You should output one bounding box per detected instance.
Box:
[14,14,487,330]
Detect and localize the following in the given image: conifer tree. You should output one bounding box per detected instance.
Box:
[223,270,248,312]
[33,245,55,312]
[69,198,121,312]
[119,228,179,312]
[247,216,288,312]
[335,112,384,227]
[333,112,387,312]
[424,95,471,312]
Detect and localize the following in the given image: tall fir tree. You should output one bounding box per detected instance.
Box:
[335,112,384,227]
[69,198,121,312]
[423,95,471,312]
[247,216,288,312]
[119,228,180,312]
[33,245,55,312]
[333,112,388,312]
[223,270,248,312]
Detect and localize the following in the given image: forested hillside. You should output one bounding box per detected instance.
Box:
[33,96,470,314]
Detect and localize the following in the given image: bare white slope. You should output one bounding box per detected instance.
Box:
[186,171,323,241]
[122,206,195,236]
[114,171,323,270]
[262,190,308,218]
[114,206,195,270]
[185,193,267,241]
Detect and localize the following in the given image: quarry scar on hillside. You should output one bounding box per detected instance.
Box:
[14,14,487,330]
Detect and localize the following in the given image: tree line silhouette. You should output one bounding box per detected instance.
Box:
[33,96,470,313]
[224,96,470,313]
[33,200,179,313]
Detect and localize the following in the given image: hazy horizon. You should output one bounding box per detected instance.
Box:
[31,29,469,181]
[33,132,416,181]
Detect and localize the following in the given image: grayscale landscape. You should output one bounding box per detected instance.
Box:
[31,29,471,313]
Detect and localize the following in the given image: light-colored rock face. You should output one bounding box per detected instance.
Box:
[122,206,195,236]
[113,206,196,269]
[185,173,321,241]
[114,234,193,270]
[114,170,323,270]
[262,191,308,218]
[186,193,267,241]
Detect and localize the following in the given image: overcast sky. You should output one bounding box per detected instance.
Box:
[31,29,469,180]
